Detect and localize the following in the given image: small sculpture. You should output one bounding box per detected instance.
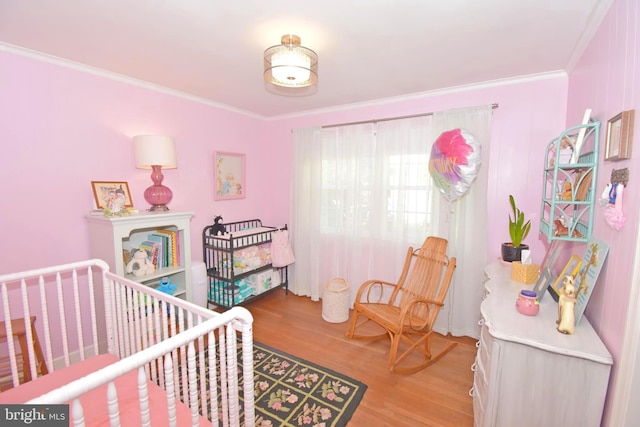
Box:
[557,275,577,334]
[211,215,227,236]
[553,218,583,238]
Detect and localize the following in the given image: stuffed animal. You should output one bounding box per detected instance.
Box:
[156,277,177,295]
[557,275,577,334]
[561,180,573,200]
[126,248,155,277]
[211,215,227,236]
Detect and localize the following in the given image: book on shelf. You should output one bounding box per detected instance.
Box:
[147,233,167,268]
[155,229,179,267]
[139,240,160,269]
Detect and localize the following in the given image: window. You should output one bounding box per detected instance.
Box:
[319,146,435,240]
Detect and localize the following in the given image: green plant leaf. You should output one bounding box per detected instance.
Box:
[508,195,529,247]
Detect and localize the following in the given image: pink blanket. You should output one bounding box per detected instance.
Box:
[0,354,210,426]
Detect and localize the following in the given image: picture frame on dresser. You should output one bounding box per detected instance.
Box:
[214,152,246,200]
[91,181,134,209]
[533,267,553,301]
[539,240,562,287]
[574,237,610,325]
[550,255,582,301]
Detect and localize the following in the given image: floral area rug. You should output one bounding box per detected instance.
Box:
[179,339,367,427]
[248,341,367,427]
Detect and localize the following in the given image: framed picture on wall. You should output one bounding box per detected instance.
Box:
[214,152,245,200]
[605,109,635,161]
[91,181,134,209]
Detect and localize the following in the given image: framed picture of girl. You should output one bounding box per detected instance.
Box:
[214,152,246,200]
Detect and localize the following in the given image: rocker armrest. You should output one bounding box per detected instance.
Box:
[355,279,400,304]
[399,297,444,329]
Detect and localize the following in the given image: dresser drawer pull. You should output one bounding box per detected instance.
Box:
[469,386,475,397]
[476,340,481,348]
[471,361,477,372]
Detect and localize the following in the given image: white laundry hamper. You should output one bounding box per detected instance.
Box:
[322,278,350,323]
[191,260,208,308]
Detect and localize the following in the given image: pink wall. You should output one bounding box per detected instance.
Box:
[566,0,640,424]
[0,51,289,273]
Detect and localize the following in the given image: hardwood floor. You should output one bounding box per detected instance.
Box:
[243,288,477,427]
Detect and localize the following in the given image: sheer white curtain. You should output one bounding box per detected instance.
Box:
[431,106,493,337]
[290,106,492,338]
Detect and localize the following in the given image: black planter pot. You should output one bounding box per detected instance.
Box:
[501,243,530,263]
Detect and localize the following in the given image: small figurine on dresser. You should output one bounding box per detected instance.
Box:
[557,275,577,334]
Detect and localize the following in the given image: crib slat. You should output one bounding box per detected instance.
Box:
[218,326,229,426]
[164,353,178,427]
[138,367,151,427]
[86,265,100,359]
[207,330,219,426]
[240,323,256,427]
[107,381,120,427]
[226,324,240,427]
[71,269,86,361]
[187,342,200,426]
[72,398,86,427]
[20,279,41,383]
[1,282,20,389]
[38,275,54,372]
[55,272,72,367]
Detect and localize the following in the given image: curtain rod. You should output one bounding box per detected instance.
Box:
[321,103,499,129]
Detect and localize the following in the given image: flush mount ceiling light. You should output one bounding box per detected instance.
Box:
[264,34,318,88]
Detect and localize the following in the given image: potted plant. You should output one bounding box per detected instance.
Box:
[502,195,531,262]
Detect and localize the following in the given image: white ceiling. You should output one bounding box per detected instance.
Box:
[0,1,609,119]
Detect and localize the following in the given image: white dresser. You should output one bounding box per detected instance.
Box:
[472,261,612,427]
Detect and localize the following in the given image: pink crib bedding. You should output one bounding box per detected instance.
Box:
[0,354,209,426]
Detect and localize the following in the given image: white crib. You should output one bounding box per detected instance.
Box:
[0,259,255,426]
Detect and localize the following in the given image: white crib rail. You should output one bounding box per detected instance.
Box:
[1,260,256,427]
[28,308,254,427]
[1,259,108,390]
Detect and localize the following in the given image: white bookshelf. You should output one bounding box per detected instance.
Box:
[85,211,194,302]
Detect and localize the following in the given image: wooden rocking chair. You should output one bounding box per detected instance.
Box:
[346,236,457,374]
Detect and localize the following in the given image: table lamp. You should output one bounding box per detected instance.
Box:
[133,135,177,211]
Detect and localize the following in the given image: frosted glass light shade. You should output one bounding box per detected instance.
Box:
[264,34,318,88]
[133,135,177,211]
[271,50,312,84]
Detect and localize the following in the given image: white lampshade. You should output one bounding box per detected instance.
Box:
[133,135,177,169]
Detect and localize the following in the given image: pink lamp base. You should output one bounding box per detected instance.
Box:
[144,165,173,211]
[144,184,172,211]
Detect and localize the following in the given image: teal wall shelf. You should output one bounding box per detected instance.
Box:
[540,120,600,243]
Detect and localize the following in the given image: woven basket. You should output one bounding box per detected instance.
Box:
[322,278,350,323]
[511,261,540,285]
